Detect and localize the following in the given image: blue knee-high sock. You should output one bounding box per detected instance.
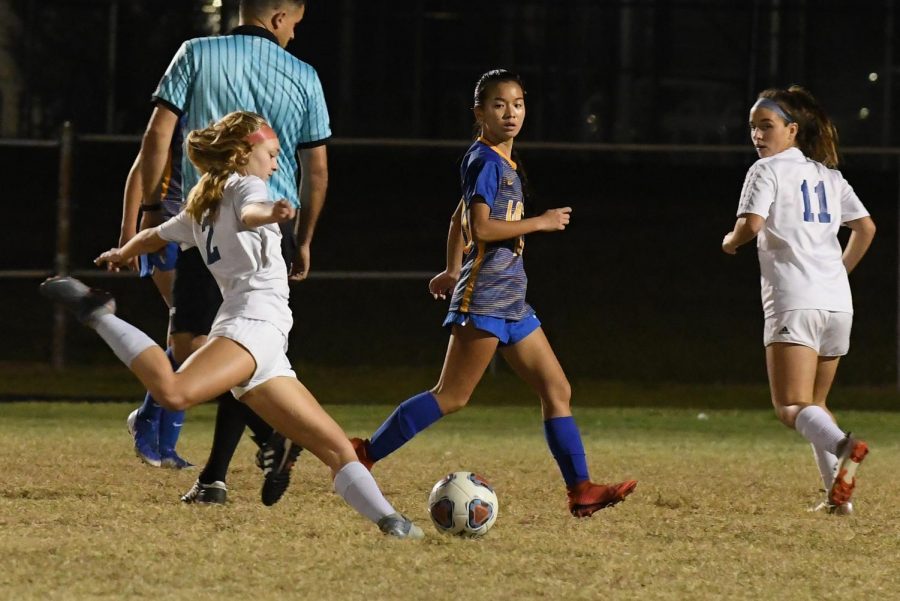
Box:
[157,349,185,457]
[368,391,443,462]
[544,416,590,487]
[133,349,168,449]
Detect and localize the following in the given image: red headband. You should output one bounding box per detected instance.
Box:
[244,124,278,145]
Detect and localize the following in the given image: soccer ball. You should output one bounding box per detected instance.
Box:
[427,471,498,538]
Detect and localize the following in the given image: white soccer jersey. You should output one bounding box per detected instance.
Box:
[737,147,870,317]
[158,173,292,335]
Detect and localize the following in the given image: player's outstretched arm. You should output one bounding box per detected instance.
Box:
[722,213,765,255]
[469,203,572,243]
[95,229,169,271]
[241,200,296,228]
[842,216,876,274]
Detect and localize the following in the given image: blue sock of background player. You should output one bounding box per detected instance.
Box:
[159,408,189,466]
[132,347,191,467]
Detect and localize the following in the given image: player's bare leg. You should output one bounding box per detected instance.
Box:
[150,268,175,311]
[498,327,570,419]
[501,327,637,517]
[767,343,867,511]
[431,323,500,414]
[130,337,254,411]
[243,378,423,539]
[766,343,819,427]
[351,322,498,470]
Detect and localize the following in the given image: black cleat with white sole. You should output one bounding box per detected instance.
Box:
[257,431,303,506]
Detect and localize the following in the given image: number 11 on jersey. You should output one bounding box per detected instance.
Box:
[801,180,831,223]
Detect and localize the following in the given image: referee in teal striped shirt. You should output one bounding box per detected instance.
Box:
[125,0,328,506]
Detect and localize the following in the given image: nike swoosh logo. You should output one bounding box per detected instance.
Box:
[171,422,184,427]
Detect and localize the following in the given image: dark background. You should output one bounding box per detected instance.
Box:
[6,0,899,144]
[1,1,897,386]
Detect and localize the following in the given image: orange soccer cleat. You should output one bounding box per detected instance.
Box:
[828,436,869,507]
[350,437,376,471]
[567,479,638,517]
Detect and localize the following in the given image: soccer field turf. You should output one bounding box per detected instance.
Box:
[1,400,897,600]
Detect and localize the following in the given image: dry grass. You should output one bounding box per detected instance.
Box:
[1,402,898,601]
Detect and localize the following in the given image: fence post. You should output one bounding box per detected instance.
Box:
[51,121,74,370]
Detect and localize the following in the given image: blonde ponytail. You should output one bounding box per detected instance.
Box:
[184,111,270,222]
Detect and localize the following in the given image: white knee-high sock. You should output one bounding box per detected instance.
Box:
[794,405,845,454]
[810,443,838,490]
[92,313,158,367]
[333,461,395,523]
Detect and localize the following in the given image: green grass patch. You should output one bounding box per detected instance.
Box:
[1,401,897,600]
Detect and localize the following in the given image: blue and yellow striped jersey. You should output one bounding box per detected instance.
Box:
[449,138,531,320]
[159,114,186,220]
[152,27,331,209]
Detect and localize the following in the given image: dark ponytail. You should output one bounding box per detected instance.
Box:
[758,86,840,168]
[471,68,535,214]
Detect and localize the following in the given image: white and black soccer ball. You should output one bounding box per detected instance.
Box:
[427,471,498,538]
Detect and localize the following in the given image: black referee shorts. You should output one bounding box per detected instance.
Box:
[171,247,222,336]
[170,217,297,336]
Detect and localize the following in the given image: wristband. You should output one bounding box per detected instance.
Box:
[140,203,163,211]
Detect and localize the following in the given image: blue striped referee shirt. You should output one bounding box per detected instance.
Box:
[153,26,331,208]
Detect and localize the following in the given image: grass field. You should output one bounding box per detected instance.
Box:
[1,389,898,601]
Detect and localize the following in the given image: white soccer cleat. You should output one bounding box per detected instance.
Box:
[377,513,424,540]
[809,500,853,516]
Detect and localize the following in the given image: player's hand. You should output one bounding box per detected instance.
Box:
[721,232,738,255]
[429,270,459,300]
[94,248,128,271]
[117,229,139,271]
[289,243,311,281]
[273,199,296,223]
[539,207,572,232]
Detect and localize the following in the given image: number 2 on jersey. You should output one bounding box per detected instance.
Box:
[201,216,222,265]
[800,180,831,223]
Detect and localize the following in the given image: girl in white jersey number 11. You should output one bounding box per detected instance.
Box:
[722,86,876,514]
[41,111,423,539]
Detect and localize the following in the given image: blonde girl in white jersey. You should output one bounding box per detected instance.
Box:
[722,86,876,514]
[40,112,422,539]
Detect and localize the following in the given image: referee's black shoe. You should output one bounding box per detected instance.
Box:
[181,480,227,505]
[40,276,115,324]
[257,431,302,506]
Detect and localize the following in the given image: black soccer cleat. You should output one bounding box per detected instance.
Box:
[180,480,227,505]
[257,431,302,506]
[40,276,116,324]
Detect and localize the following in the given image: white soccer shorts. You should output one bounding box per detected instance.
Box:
[763,309,853,357]
[209,316,296,398]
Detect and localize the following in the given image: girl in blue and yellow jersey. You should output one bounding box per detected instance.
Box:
[353,70,637,517]
[117,113,192,470]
